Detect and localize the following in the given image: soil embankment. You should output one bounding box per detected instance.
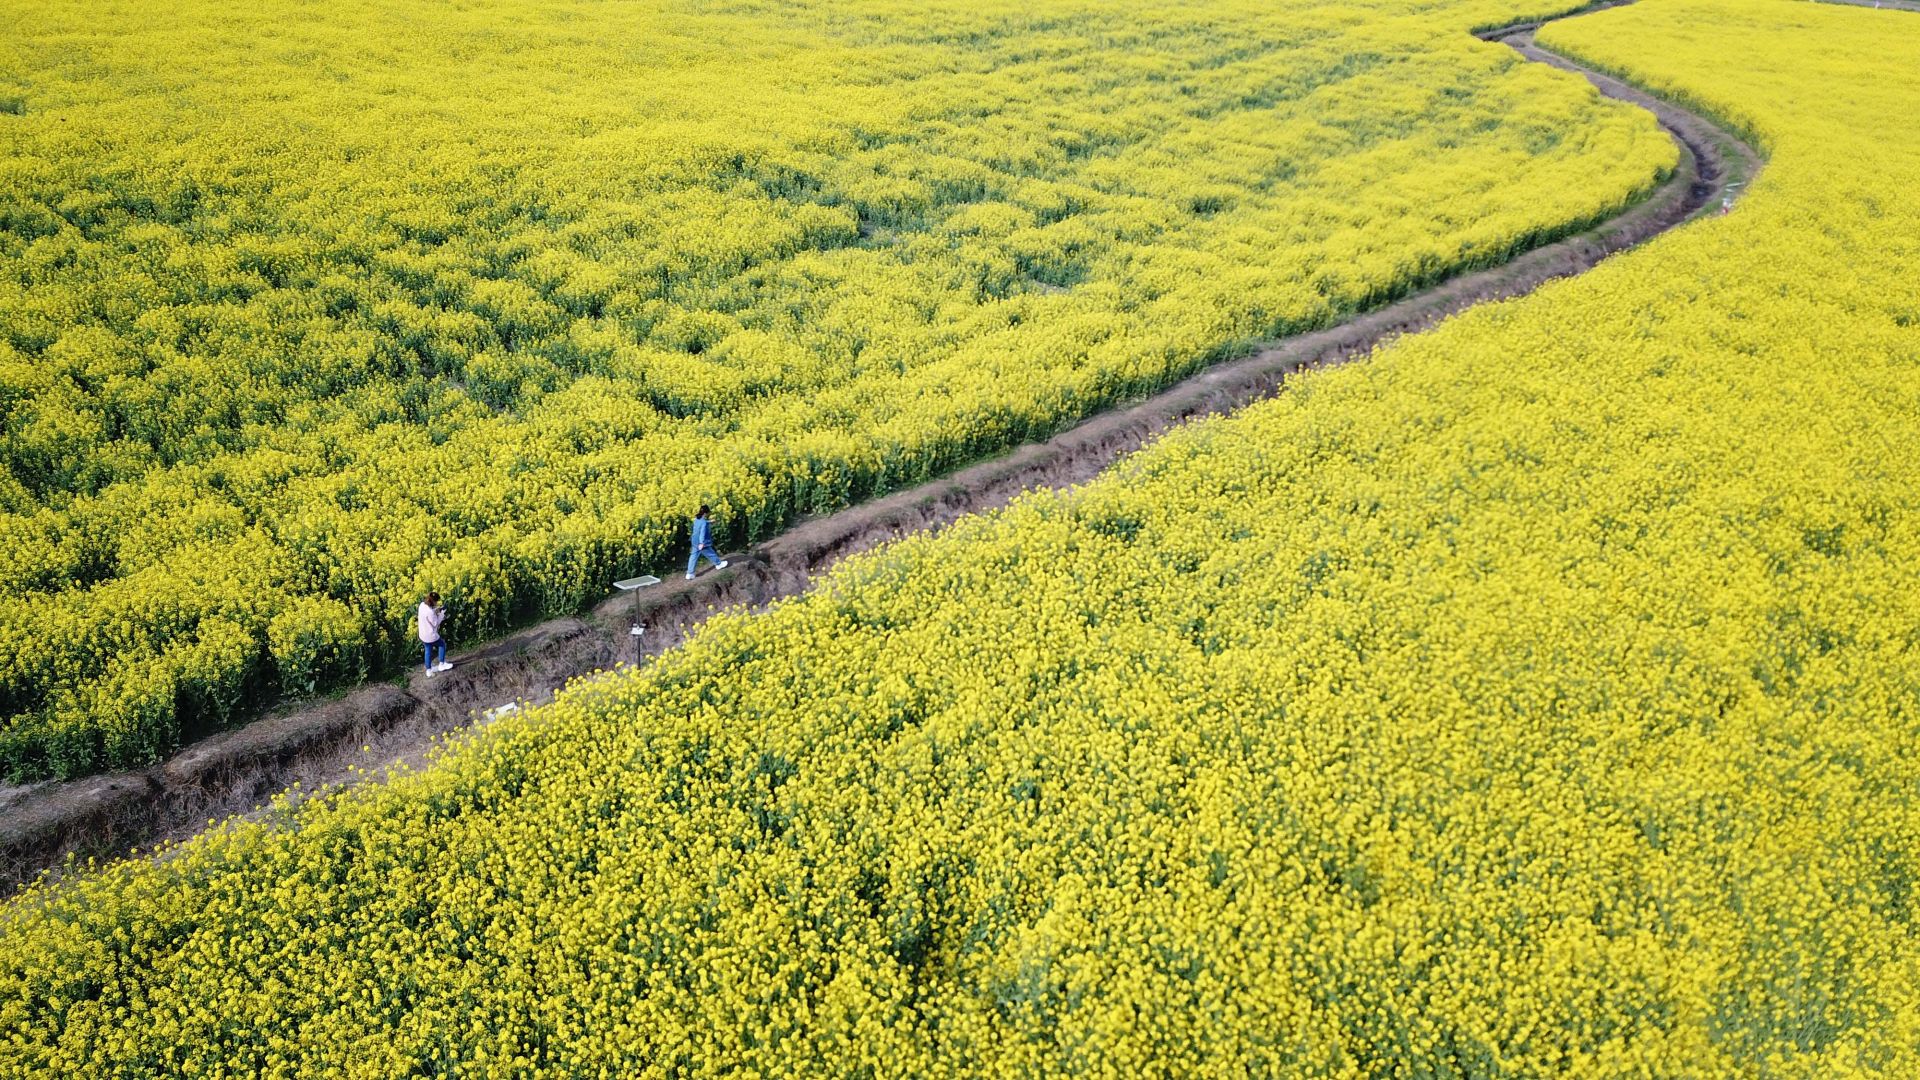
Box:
[0,14,1765,892]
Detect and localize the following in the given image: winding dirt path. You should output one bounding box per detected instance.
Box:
[1816,0,1920,12]
[0,10,1768,891]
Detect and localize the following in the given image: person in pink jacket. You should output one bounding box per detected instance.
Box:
[419,592,450,675]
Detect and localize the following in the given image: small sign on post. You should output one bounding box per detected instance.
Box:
[612,575,662,667]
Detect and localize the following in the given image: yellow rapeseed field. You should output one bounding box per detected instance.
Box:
[4,0,1919,1076]
[0,0,1675,778]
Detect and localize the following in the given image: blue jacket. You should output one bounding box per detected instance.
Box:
[691,515,712,550]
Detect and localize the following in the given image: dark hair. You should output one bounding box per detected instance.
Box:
[696,504,710,518]
[426,592,440,605]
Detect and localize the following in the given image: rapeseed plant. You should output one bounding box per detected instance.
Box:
[3,0,1917,1076]
[0,0,1672,777]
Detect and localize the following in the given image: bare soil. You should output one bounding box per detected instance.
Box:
[1817,0,1920,12]
[0,27,1765,895]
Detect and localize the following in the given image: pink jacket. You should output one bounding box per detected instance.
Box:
[418,601,444,643]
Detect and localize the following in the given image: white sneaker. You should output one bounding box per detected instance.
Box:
[435,662,453,672]
[716,560,729,569]
[686,571,696,580]
[424,669,435,678]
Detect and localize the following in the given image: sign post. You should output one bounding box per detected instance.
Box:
[612,574,662,668]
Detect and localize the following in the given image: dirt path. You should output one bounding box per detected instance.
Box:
[0,15,1767,893]
[1816,0,1920,12]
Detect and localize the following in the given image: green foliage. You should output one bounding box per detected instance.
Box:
[267,597,365,699]
[172,617,264,735]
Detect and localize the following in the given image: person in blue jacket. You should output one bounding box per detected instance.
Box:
[686,504,729,580]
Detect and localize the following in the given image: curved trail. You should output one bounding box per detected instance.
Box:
[1816,0,1920,11]
[0,8,1766,890]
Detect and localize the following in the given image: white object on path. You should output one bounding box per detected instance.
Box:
[614,574,664,666]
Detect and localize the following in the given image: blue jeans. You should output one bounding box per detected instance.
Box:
[687,543,723,575]
[423,638,446,671]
